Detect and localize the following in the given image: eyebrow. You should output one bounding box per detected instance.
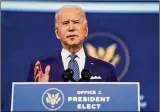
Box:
[61,19,80,22]
[72,20,80,21]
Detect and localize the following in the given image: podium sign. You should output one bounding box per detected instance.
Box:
[11,82,140,111]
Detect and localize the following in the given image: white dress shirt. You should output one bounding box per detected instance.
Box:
[61,47,86,78]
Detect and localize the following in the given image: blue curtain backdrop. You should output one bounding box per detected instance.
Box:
[1,8,159,111]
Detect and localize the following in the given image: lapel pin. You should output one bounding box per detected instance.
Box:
[90,63,94,65]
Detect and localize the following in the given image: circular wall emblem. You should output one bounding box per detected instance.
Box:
[42,88,64,111]
[85,32,130,81]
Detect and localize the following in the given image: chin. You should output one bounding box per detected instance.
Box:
[65,40,81,47]
[67,43,80,48]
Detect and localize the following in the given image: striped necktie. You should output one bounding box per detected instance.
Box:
[68,54,80,81]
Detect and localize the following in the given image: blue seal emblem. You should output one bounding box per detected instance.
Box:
[42,88,64,111]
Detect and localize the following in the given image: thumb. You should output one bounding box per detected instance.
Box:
[45,65,51,75]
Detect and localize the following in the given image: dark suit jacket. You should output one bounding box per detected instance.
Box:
[27,52,117,82]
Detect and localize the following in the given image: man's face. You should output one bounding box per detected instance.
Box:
[55,7,88,48]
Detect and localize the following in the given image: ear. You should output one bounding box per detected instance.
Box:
[84,24,88,37]
[55,26,60,39]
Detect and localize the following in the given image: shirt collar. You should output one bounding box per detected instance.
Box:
[61,47,85,60]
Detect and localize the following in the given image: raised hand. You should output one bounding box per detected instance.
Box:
[34,61,51,82]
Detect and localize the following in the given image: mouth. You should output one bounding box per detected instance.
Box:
[67,35,78,38]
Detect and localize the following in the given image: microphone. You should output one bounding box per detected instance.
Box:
[78,69,92,82]
[62,68,76,82]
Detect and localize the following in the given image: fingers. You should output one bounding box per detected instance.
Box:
[34,62,51,82]
[37,65,50,82]
[35,61,42,71]
[45,65,51,75]
[34,61,42,76]
[34,74,40,82]
[34,61,43,82]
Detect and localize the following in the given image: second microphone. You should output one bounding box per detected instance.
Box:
[62,68,92,82]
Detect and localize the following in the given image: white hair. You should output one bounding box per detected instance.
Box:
[54,5,87,27]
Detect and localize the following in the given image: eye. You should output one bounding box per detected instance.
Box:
[73,20,80,24]
[62,21,69,25]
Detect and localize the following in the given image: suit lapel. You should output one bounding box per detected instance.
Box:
[84,55,96,77]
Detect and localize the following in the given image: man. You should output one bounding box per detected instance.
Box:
[27,5,117,82]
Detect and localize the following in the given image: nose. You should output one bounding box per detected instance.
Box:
[68,22,75,32]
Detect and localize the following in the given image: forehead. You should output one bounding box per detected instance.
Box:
[57,7,84,21]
